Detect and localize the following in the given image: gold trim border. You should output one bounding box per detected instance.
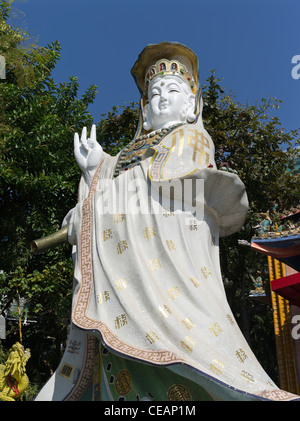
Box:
[64,333,95,401]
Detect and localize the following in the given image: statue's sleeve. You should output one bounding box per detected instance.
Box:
[147,125,249,237]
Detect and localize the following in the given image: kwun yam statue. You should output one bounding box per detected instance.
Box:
[35,42,299,401]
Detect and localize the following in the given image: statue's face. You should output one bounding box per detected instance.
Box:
[145,75,195,131]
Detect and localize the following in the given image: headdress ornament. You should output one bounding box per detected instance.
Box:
[131,41,200,101]
[144,59,196,95]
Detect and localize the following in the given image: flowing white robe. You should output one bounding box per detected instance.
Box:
[69,121,298,401]
[36,121,300,401]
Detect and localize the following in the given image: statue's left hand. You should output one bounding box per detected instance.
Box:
[74,124,103,184]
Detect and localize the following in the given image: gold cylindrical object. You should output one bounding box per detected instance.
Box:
[30,225,69,255]
[268,255,300,395]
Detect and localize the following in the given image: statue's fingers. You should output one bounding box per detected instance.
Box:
[74,132,80,151]
[80,126,88,150]
[81,126,87,140]
[90,124,97,143]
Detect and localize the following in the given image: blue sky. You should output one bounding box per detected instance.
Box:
[9,0,300,137]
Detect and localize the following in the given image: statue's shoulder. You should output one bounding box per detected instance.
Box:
[148,123,216,181]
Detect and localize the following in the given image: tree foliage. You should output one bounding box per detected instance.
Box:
[0,0,299,396]
[0,0,97,390]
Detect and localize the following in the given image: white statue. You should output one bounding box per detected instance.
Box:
[36,42,299,402]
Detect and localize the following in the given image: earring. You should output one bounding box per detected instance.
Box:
[143,103,152,131]
[186,110,196,123]
[143,119,152,131]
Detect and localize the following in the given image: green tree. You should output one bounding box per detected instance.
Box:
[96,103,140,156]
[0,0,97,390]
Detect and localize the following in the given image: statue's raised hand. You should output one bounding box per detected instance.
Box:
[74,124,103,185]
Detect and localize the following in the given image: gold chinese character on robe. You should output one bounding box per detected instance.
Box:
[236,348,248,363]
[167,286,181,300]
[145,331,159,344]
[96,291,110,304]
[101,229,113,241]
[117,240,128,254]
[190,277,201,288]
[200,267,211,279]
[241,370,254,382]
[226,314,235,325]
[115,278,128,290]
[209,322,223,337]
[180,336,196,354]
[166,240,176,251]
[210,359,224,376]
[182,317,194,330]
[187,129,210,165]
[158,304,172,318]
[148,258,161,271]
[114,314,128,329]
[114,214,126,223]
[143,227,156,239]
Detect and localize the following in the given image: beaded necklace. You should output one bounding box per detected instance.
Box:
[113,123,181,178]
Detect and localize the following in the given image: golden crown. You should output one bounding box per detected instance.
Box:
[144,59,196,96]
